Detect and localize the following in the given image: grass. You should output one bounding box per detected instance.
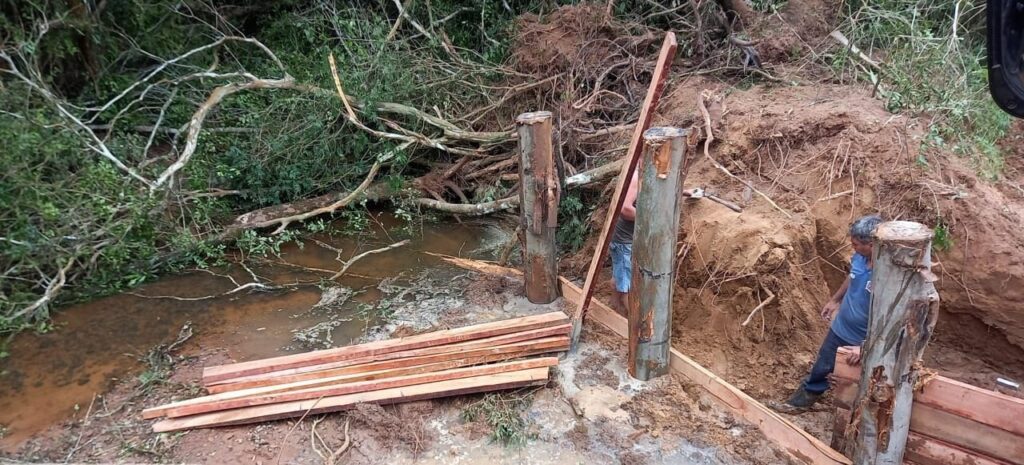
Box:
[461,391,536,447]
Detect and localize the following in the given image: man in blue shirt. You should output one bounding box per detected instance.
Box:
[775,214,882,411]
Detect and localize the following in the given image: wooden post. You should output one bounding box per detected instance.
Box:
[628,127,689,381]
[848,221,939,464]
[516,111,560,304]
[569,32,678,349]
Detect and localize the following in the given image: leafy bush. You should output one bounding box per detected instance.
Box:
[833,0,1010,177]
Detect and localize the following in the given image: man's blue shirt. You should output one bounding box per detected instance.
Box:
[830,253,872,345]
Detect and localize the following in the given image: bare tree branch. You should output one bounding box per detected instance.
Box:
[329,240,411,280]
[8,257,74,321]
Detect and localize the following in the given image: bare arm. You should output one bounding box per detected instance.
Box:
[821,275,849,321]
[620,172,639,221]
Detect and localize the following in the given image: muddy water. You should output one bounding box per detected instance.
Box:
[0,215,507,450]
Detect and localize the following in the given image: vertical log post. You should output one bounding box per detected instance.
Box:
[628,127,689,380]
[848,221,940,464]
[516,111,560,304]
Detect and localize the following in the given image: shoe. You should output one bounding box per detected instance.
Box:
[786,388,822,408]
[769,389,822,414]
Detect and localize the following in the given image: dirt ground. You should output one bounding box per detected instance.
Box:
[536,0,1024,445]
[5,277,796,465]
[6,1,1024,463]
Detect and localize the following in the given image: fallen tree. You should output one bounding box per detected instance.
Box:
[0,0,797,330]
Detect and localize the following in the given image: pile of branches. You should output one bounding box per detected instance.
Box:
[0,0,774,329]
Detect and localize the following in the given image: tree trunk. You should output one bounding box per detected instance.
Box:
[516,111,560,304]
[628,127,690,380]
[848,221,939,464]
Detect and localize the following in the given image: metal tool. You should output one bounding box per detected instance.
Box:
[683,187,743,213]
[997,377,1021,390]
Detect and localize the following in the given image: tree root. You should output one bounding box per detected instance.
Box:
[697,90,792,218]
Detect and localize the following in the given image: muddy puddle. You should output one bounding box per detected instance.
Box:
[0,214,511,450]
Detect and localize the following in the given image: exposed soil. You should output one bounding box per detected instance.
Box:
[6,2,1024,463]
[570,77,1024,411]
[548,0,1024,449]
[4,280,787,465]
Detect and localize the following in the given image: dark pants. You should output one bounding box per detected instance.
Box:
[801,329,855,394]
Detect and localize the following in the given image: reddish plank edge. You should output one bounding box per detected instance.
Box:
[206,323,570,387]
[834,408,1013,465]
[569,31,677,348]
[153,367,550,433]
[203,311,567,383]
[205,336,568,394]
[834,347,1024,437]
[162,358,558,419]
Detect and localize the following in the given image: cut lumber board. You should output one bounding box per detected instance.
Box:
[434,256,850,465]
[203,311,568,383]
[158,358,557,419]
[206,336,568,394]
[206,323,569,388]
[903,432,1013,465]
[831,408,848,451]
[153,367,550,432]
[570,32,677,347]
[144,346,561,419]
[834,347,1024,437]
[833,373,1024,463]
[833,407,1013,465]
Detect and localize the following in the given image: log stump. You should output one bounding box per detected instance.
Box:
[848,221,939,464]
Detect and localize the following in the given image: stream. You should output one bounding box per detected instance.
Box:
[0,214,509,450]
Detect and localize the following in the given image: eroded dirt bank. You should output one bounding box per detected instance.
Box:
[570,81,1024,405]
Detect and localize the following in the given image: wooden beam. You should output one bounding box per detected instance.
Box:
[152,367,550,432]
[159,358,558,419]
[569,32,677,349]
[206,323,569,388]
[202,311,567,383]
[903,432,1013,465]
[517,110,560,304]
[833,404,1017,465]
[834,347,1024,438]
[831,391,1024,462]
[206,336,568,393]
[437,256,850,465]
[144,342,563,419]
[628,127,689,380]
[834,351,1024,464]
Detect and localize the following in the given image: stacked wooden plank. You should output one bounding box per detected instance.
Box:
[145,312,569,433]
[832,347,1024,465]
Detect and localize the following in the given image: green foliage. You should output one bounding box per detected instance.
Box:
[137,345,174,392]
[461,392,536,447]
[236,229,302,258]
[557,192,594,253]
[932,220,953,252]
[339,208,372,235]
[835,0,1010,177]
[0,0,527,333]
